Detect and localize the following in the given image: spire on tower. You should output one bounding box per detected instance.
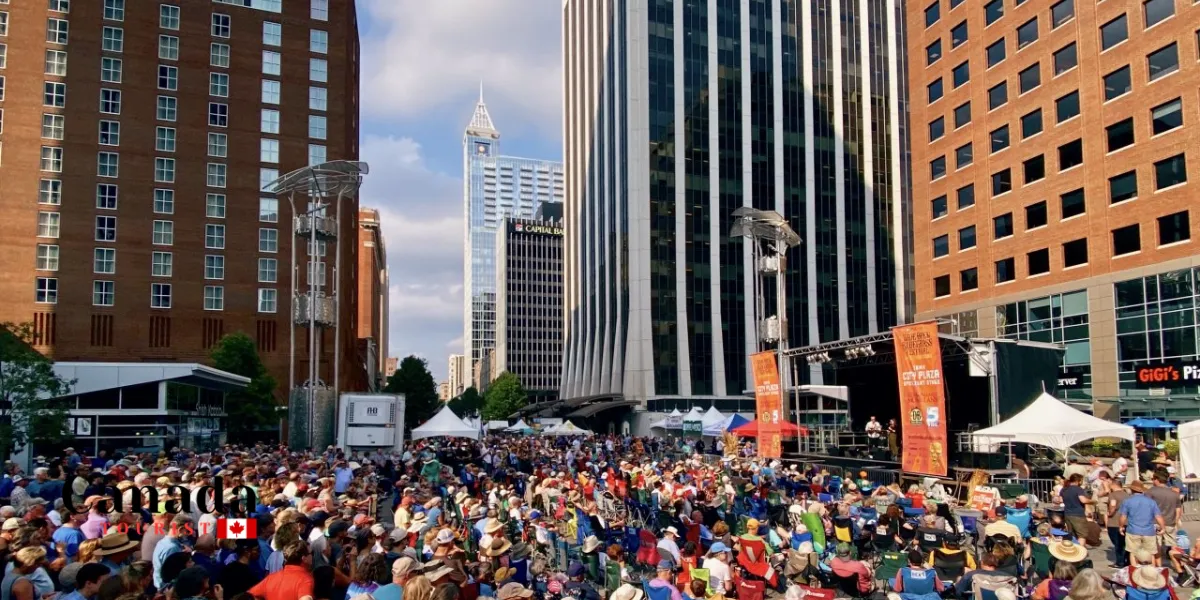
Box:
[466,81,499,140]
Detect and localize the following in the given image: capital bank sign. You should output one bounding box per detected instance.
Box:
[514,222,564,236]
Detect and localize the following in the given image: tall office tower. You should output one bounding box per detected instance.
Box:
[910,0,1200,418]
[0,0,363,393]
[561,0,912,404]
[462,91,565,368]
[496,214,565,402]
[357,208,389,390]
[447,353,468,396]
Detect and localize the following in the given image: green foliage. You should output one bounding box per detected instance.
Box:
[448,386,483,419]
[209,332,279,443]
[384,356,439,430]
[0,323,73,459]
[482,372,527,421]
[1165,439,1179,460]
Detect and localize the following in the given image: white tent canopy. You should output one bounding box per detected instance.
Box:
[412,405,481,440]
[505,418,533,432]
[700,406,727,436]
[683,407,704,422]
[971,392,1134,452]
[651,409,685,430]
[542,421,594,437]
[1178,420,1200,479]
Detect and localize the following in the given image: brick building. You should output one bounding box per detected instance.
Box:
[909,0,1200,418]
[357,207,388,390]
[0,0,364,402]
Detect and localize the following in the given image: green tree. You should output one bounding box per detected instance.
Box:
[448,386,483,419]
[0,323,73,460]
[209,332,279,443]
[482,372,527,421]
[384,356,439,431]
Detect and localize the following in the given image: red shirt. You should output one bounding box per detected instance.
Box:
[249,565,315,600]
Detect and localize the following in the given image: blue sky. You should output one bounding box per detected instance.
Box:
[356,0,563,381]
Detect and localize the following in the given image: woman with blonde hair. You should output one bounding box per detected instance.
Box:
[77,539,101,564]
[1066,569,1114,600]
[403,575,435,600]
[3,546,48,600]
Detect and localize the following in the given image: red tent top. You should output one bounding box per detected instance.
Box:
[731,420,809,437]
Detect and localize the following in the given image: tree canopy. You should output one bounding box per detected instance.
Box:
[482,372,527,421]
[384,356,439,431]
[448,386,483,419]
[209,332,279,443]
[0,323,73,459]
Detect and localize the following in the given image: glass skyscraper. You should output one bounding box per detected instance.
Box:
[561,0,912,403]
[463,94,565,367]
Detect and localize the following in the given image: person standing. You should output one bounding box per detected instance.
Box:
[1146,470,1181,557]
[886,419,899,458]
[1057,474,1093,541]
[1105,477,1130,568]
[1119,480,1165,567]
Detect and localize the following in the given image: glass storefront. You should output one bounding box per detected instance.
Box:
[1115,267,1200,419]
[996,289,1091,400]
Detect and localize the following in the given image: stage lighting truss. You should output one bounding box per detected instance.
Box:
[805,352,832,364]
[843,344,877,359]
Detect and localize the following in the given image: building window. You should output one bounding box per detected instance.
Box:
[1147,43,1178,81]
[1106,118,1135,152]
[152,252,172,277]
[92,281,115,307]
[309,58,328,83]
[1112,223,1141,256]
[961,268,979,292]
[1101,15,1128,51]
[1144,0,1174,28]
[206,163,227,188]
[1061,188,1086,219]
[996,257,1016,283]
[42,114,64,140]
[926,1,940,26]
[40,147,63,172]
[259,198,279,222]
[44,82,66,108]
[263,21,281,46]
[154,157,175,183]
[206,194,226,219]
[1158,211,1190,245]
[153,189,174,214]
[204,255,225,280]
[959,225,977,250]
[36,245,59,271]
[1063,238,1088,267]
[208,103,228,127]
[205,224,225,249]
[262,51,281,76]
[934,275,951,298]
[157,65,177,91]
[258,289,277,313]
[955,143,973,168]
[310,29,328,53]
[1151,98,1183,134]
[1018,63,1040,93]
[260,169,278,191]
[40,180,63,205]
[1155,153,1187,189]
[1104,66,1131,100]
[46,18,69,45]
[261,109,280,134]
[100,57,121,83]
[208,133,228,158]
[927,79,944,104]
[987,39,1006,67]
[954,102,971,128]
[159,35,178,60]
[952,61,970,87]
[211,13,231,38]
[102,26,122,52]
[930,156,947,180]
[103,0,124,21]
[258,258,277,282]
[1051,0,1073,27]
[1056,91,1080,123]
[152,220,174,245]
[262,80,281,104]
[988,82,1008,110]
[260,139,279,163]
[160,5,180,30]
[98,121,120,146]
[951,21,968,47]
[93,248,115,274]
[308,144,327,166]
[932,195,948,219]
[49,0,70,13]
[991,125,1010,152]
[99,89,121,114]
[209,73,229,97]
[1021,109,1043,138]
[151,283,171,308]
[211,43,230,68]
[311,0,329,21]
[1028,248,1051,276]
[156,127,176,152]
[1058,139,1083,171]
[97,152,119,178]
[1026,200,1048,229]
[985,0,1003,25]
[44,50,66,76]
[309,115,327,140]
[933,235,950,258]
[157,96,177,121]
[259,228,278,253]
[309,87,327,111]
[1023,155,1045,184]
[1110,170,1138,204]
[37,212,60,238]
[958,184,976,209]
[36,278,58,304]
[992,168,1012,196]
[1017,17,1038,48]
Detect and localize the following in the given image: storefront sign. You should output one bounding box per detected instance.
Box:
[1058,366,1089,390]
[751,351,783,458]
[893,322,948,477]
[1134,361,1200,388]
[513,222,564,236]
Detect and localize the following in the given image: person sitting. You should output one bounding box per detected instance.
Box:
[1125,565,1178,600]
[830,542,874,597]
[891,549,944,600]
[927,537,977,582]
[990,540,1021,578]
[955,552,1011,599]
[683,579,708,600]
[564,561,601,600]
[984,506,1023,542]
[1031,561,1077,600]
[646,560,684,600]
[916,515,946,554]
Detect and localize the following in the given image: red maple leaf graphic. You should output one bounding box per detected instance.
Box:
[229,521,244,535]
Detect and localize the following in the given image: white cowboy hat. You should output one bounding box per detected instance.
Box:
[1132,566,1167,590]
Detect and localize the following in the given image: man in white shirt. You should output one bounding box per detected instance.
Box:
[656,526,681,565]
[702,542,733,594]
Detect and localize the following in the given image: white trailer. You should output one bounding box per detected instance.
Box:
[336,393,406,452]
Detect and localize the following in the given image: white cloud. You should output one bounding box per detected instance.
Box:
[359,0,562,138]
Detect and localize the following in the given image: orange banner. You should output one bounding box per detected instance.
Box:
[751,351,783,458]
[893,322,948,477]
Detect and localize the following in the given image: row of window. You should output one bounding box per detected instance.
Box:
[933,211,1192,298]
[33,278,278,313]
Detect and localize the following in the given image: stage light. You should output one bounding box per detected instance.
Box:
[805,352,831,364]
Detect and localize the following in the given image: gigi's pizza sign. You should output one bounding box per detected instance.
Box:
[1134,361,1200,388]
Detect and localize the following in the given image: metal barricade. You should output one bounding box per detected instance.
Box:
[1183,482,1200,522]
[990,477,1056,502]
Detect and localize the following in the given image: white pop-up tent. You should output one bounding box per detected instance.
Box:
[412,405,481,440]
[701,406,727,436]
[542,421,594,437]
[971,392,1134,453]
[650,409,685,430]
[1178,420,1200,479]
[504,418,533,433]
[682,407,705,434]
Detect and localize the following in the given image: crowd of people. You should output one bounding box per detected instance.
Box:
[0,435,1190,600]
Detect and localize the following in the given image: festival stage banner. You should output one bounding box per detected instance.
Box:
[893,322,948,477]
[751,351,783,458]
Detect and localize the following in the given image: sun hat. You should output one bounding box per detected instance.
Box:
[664,526,679,537]
[1048,539,1087,563]
[494,566,516,582]
[497,582,534,600]
[485,519,505,535]
[746,518,760,532]
[1132,566,1168,589]
[582,535,603,554]
[369,524,386,537]
[611,583,645,600]
[482,537,512,557]
[509,542,532,561]
[94,531,139,556]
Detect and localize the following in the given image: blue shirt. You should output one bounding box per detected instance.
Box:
[153,536,185,588]
[0,477,13,499]
[334,467,353,494]
[52,527,86,561]
[59,592,86,600]
[192,553,223,583]
[373,583,403,600]
[1119,494,1162,536]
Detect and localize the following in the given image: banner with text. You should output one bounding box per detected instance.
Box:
[751,351,783,458]
[894,322,948,477]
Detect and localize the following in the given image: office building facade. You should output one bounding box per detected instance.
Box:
[447,353,468,396]
[0,0,363,395]
[463,93,565,368]
[357,207,388,390]
[910,0,1200,419]
[496,216,565,400]
[561,0,912,404]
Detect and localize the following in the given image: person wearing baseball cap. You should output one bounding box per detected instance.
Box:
[373,556,421,600]
[1119,479,1165,566]
[565,560,602,600]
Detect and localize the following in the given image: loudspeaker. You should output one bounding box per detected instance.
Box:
[826,445,842,457]
[959,451,1007,470]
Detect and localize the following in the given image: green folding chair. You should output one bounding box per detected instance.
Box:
[690,568,711,595]
[1030,541,1052,578]
[875,551,906,586]
[605,561,622,591]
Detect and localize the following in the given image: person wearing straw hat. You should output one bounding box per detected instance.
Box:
[94,530,139,574]
[1047,539,1088,566]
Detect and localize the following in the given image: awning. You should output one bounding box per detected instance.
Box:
[566,400,640,418]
